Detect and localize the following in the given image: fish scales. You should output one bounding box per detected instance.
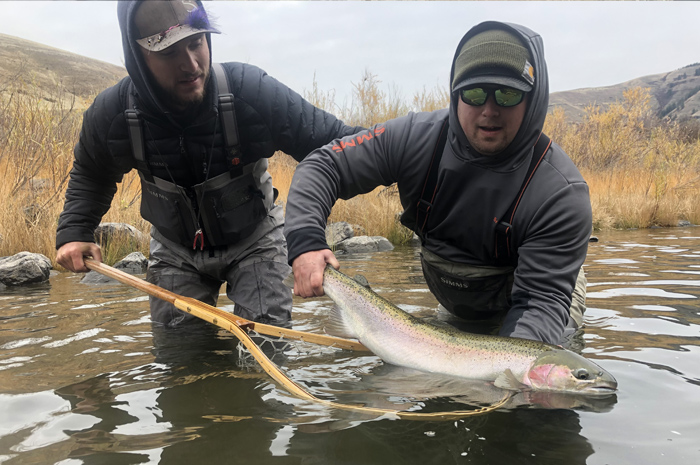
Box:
[321,266,617,395]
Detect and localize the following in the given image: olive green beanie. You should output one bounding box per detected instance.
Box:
[452,29,534,92]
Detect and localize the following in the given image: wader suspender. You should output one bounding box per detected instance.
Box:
[493,133,551,264]
[415,117,450,235]
[415,124,551,265]
[124,92,151,183]
[124,63,243,180]
[212,63,243,165]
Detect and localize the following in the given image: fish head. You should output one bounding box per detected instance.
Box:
[525,350,618,395]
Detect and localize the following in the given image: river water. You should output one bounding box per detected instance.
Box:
[1,228,699,464]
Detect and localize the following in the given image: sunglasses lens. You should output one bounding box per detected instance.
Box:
[494,88,524,107]
[459,87,525,107]
[460,88,488,106]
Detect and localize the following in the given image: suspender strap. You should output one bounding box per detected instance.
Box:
[494,133,552,265]
[125,65,243,180]
[415,117,450,239]
[124,90,154,183]
[212,63,243,170]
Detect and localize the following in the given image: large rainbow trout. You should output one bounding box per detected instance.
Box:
[313,266,617,395]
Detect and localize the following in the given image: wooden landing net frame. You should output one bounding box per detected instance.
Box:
[85,259,512,420]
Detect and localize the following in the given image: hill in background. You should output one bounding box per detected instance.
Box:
[549,63,700,122]
[1,33,698,123]
[0,33,127,106]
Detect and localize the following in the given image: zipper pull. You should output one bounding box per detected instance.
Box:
[192,228,204,250]
[179,135,185,156]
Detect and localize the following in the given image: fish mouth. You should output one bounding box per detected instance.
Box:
[579,385,617,396]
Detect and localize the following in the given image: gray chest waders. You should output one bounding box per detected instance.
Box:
[124,63,275,250]
[415,126,552,319]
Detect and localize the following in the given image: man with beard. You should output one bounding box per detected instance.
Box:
[56,0,362,329]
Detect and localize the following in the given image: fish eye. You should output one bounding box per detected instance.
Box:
[573,369,590,380]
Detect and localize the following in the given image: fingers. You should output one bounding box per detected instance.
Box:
[291,249,338,298]
[56,242,102,273]
[325,251,340,271]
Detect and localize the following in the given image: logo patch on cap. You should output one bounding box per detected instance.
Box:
[522,60,535,86]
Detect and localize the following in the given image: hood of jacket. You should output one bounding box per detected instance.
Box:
[117,0,217,122]
[448,21,550,168]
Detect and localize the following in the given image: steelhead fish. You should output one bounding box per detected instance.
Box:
[299,266,617,395]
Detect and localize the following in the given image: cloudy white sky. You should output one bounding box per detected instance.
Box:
[2,1,699,103]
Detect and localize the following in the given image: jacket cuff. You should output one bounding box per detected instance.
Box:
[286,227,329,265]
[56,228,96,250]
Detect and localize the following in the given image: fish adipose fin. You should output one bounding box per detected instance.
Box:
[325,304,358,339]
[494,369,530,392]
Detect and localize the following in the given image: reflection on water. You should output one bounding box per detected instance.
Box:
[1,229,699,464]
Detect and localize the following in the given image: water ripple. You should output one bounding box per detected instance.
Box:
[41,329,104,348]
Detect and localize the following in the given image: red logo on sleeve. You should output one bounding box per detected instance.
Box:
[332,126,385,153]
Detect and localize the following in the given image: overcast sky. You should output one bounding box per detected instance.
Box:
[2,1,700,103]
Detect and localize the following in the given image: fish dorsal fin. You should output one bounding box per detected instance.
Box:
[494,369,530,392]
[324,304,358,340]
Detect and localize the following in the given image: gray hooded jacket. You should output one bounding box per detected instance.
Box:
[284,22,592,344]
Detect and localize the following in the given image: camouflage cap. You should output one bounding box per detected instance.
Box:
[134,0,220,52]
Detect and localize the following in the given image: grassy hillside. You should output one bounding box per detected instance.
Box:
[0,33,127,107]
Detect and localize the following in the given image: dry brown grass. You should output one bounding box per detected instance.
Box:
[545,88,700,230]
[270,155,413,246]
[3,74,699,268]
[270,152,412,244]
[0,80,148,267]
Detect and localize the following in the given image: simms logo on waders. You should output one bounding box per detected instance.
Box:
[145,188,169,201]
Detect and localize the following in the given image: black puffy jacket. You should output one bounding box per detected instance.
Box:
[56,1,361,248]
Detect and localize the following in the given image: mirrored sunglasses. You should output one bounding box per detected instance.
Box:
[459,86,525,108]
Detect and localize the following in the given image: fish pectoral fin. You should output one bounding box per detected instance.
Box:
[494,369,530,392]
[324,304,358,339]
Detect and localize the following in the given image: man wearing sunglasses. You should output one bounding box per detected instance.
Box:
[284,21,591,345]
